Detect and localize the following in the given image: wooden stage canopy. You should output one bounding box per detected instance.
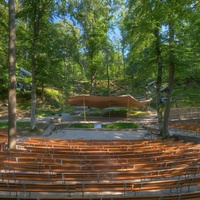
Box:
[66,94,152,109]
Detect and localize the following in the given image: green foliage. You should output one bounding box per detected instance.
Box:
[101,108,149,118]
[66,0,123,94]
[84,108,101,116]
[39,88,65,110]
[101,107,128,117]
[79,106,150,118]
[44,88,62,100]
[173,83,200,107]
[0,1,9,100]
[0,0,200,115]
[17,102,31,110]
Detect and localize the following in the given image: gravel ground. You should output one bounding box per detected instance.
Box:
[44,129,156,140]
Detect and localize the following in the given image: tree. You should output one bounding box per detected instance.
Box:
[8,0,16,149]
[15,0,83,114]
[0,1,9,99]
[154,25,164,134]
[162,1,184,138]
[17,0,59,130]
[161,0,196,138]
[101,43,115,96]
[162,22,175,138]
[123,0,166,117]
[67,0,118,95]
[123,0,199,138]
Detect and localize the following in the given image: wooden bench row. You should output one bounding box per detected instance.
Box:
[0,166,199,183]
[18,137,184,146]
[1,191,200,200]
[20,138,190,149]
[3,146,200,165]
[6,158,200,174]
[1,148,200,174]
[17,141,199,159]
[14,144,199,160]
[0,190,200,199]
[1,176,200,197]
[0,182,130,196]
[21,142,196,153]
[18,139,150,146]
[8,152,199,166]
[4,145,200,163]
[17,139,199,156]
[6,144,200,159]
[1,156,199,174]
[0,138,200,199]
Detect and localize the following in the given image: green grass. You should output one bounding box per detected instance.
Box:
[104,122,139,129]
[36,109,57,118]
[0,122,31,129]
[0,122,7,129]
[128,110,150,117]
[17,102,31,110]
[66,123,94,128]
[65,122,139,129]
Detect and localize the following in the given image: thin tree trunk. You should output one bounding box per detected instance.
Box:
[8,0,16,149]
[90,68,96,95]
[154,26,163,134]
[90,73,94,95]
[31,51,37,130]
[122,45,126,87]
[31,3,41,130]
[41,82,45,104]
[163,22,175,138]
[106,50,110,96]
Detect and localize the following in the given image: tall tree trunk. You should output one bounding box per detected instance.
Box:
[154,26,163,134]
[31,3,41,130]
[106,50,110,96]
[41,82,45,104]
[163,22,175,138]
[8,0,16,149]
[90,72,95,95]
[89,64,96,95]
[31,49,37,130]
[121,45,126,87]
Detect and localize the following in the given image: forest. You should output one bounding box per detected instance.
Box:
[1,1,200,147]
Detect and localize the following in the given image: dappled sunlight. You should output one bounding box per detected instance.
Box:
[1,127,200,198]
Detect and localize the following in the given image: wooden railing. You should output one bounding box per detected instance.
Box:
[170,107,200,120]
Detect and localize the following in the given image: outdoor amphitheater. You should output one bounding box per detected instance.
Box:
[0,111,200,200]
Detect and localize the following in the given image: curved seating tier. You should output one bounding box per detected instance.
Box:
[0,137,200,199]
